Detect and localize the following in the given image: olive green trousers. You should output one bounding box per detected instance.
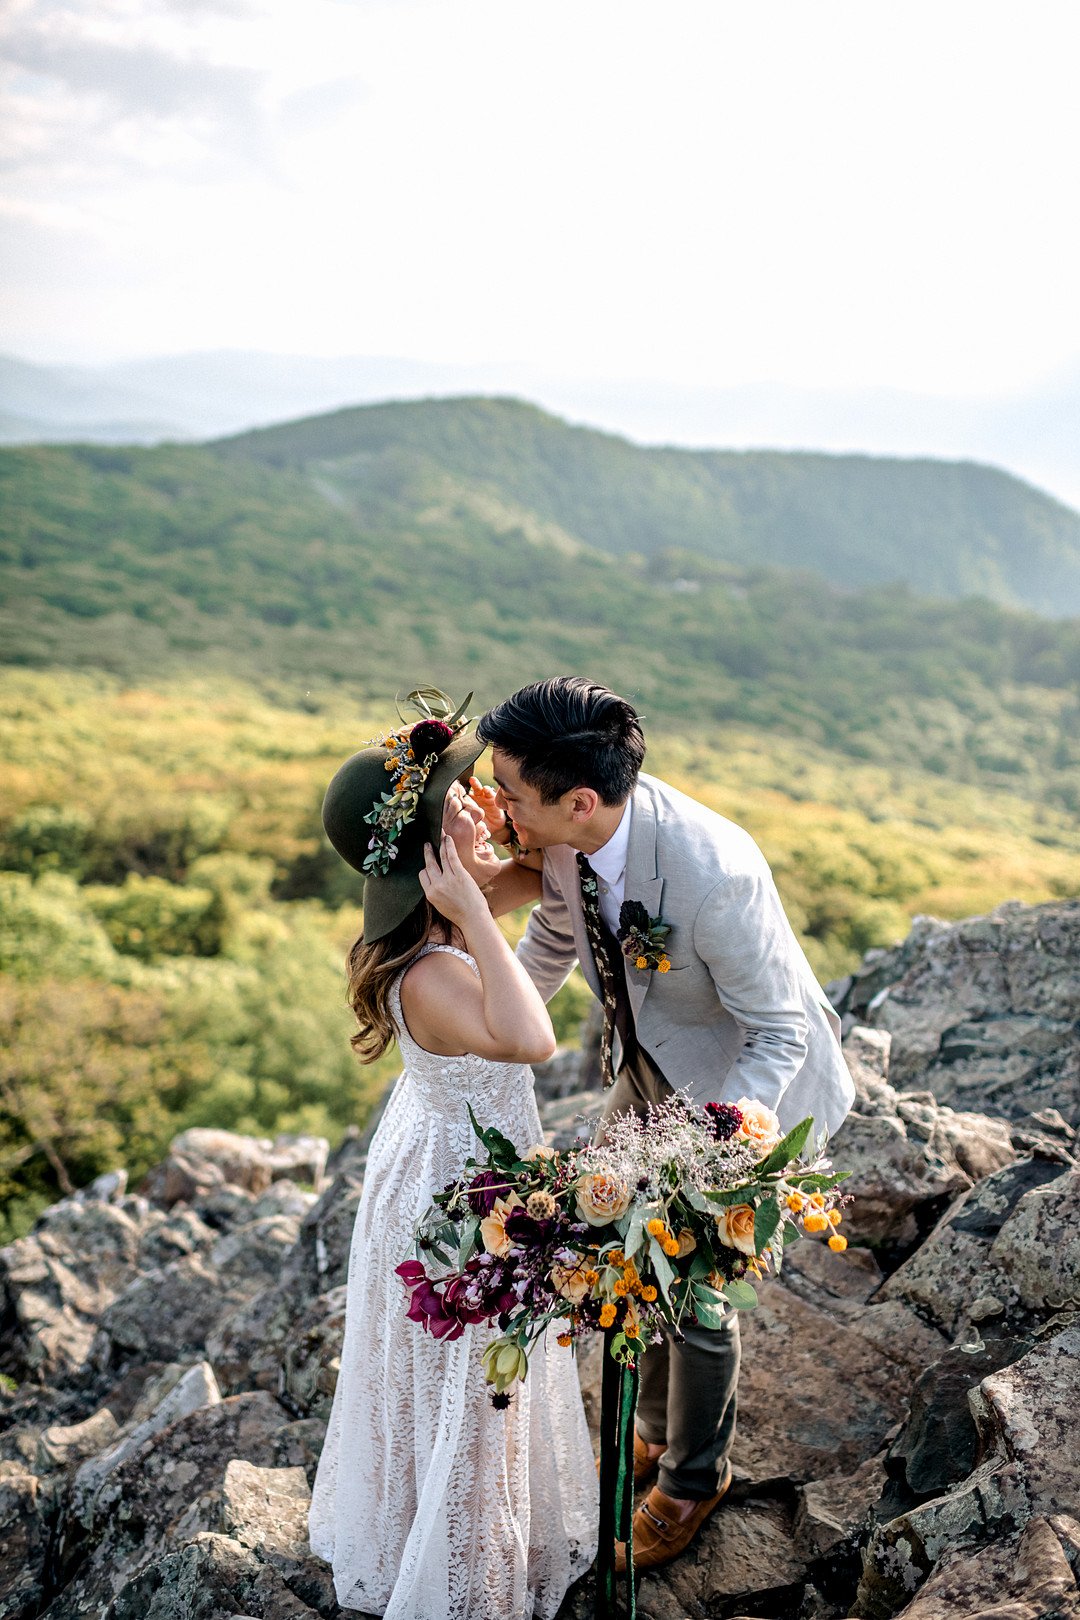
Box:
[599,1046,740,1501]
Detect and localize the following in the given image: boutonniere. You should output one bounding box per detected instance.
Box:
[618,900,672,972]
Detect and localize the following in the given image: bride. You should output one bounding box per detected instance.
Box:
[307,697,597,1620]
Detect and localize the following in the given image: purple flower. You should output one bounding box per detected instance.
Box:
[504,1208,553,1248]
[466,1170,506,1217]
[397,1258,492,1340]
[396,1260,465,1341]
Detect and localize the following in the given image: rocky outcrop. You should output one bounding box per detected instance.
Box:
[830,897,1080,1125]
[0,898,1077,1619]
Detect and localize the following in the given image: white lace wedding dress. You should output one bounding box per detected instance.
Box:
[307,943,598,1619]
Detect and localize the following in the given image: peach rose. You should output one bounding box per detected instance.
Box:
[523,1143,555,1162]
[575,1169,632,1227]
[550,1260,591,1303]
[733,1098,783,1155]
[480,1194,523,1257]
[715,1203,758,1255]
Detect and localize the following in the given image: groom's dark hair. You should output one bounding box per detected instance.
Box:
[477,678,645,805]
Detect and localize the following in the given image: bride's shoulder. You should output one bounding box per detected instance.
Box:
[398,945,477,1005]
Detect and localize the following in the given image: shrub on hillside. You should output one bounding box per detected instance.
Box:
[83,875,227,960]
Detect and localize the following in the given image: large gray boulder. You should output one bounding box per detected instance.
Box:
[834,1026,1016,1251]
[855,1317,1080,1618]
[832,899,1080,1123]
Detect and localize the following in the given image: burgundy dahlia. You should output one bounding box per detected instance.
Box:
[409,719,454,758]
[504,1208,553,1248]
[704,1101,744,1141]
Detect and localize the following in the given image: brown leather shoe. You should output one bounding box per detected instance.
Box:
[633,1431,665,1487]
[614,1469,733,1573]
[595,1430,666,1488]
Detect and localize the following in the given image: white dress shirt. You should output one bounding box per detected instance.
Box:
[585,798,633,936]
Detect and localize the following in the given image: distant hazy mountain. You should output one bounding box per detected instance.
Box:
[2,349,1078,514]
[219,396,1080,619]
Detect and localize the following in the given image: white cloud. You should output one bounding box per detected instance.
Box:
[1,0,1078,399]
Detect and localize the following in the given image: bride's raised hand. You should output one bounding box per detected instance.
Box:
[418,834,489,929]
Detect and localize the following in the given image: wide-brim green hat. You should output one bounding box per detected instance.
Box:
[322,721,485,944]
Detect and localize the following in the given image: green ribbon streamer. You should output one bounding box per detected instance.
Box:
[595,1334,639,1620]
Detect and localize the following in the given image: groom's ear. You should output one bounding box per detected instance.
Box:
[567,787,600,823]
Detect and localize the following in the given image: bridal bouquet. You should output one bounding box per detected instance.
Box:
[398,1094,849,1400]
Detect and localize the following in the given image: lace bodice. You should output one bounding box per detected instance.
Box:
[387,942,541,1165]
[308,940,598,1619]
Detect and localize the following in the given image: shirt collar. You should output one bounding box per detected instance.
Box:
[587,798,633,886]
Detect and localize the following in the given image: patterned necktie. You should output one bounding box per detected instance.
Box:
[576,851,625,1087]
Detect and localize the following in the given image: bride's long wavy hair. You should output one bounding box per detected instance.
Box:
[346,898,449,1062]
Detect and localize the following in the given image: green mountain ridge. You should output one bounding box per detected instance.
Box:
[218,396,1080,618]
[1,400,1080,812]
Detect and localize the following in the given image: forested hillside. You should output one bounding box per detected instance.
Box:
[3,433,1080,808]
[220,397,1080,616]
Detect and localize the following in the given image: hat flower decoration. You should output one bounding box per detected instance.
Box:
[362,687,474,877]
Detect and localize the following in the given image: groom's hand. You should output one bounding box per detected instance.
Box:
[469,776,512,845]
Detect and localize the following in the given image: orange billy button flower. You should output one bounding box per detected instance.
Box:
[828,1209,843,1226]
[584,1269,600,1287]
[662,1238,680,1257]
[556,1332,573,1347]
[786,1191,805,1212]
[640,1285,658,1302]
[804,1212,829,1233]
[636,955,648,970]
[658,958,671,972]
[646,1219,667,1239]
[599,1303,617,1328]
[625,1320,641,1338]
[613,1279,629,1296]
[828,1234,848,1252]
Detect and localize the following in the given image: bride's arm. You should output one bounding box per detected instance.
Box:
[480,854,542,916]
[404,835,556,1063]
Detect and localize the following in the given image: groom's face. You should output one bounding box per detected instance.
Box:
[490,749,579,850]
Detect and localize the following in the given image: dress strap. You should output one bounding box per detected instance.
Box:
[411,942,481,978]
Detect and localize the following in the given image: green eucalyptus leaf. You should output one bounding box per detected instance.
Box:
[753,1199,783,1252]
[648,1237,676,1307]
[722,1278,759,1310]
[755,1117,814,1176]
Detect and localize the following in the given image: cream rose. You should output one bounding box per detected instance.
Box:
[715,1203,758,1255]
[480,1194,523,1257]
[523,1143,555,1162]
[575,1169,633,1227]
[734,1098,783,1155]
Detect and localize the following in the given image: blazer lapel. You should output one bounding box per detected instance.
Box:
[623,785,664,1022]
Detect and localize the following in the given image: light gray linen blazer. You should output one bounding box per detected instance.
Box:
[517,772,855,1140]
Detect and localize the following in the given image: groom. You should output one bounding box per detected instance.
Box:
[477,677,854,1571]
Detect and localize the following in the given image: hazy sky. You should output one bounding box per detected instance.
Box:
[3,0,1079,400]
